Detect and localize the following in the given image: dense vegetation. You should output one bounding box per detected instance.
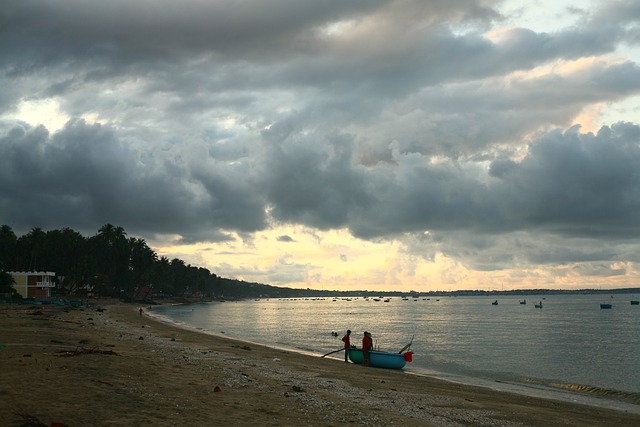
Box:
[0,224,326,301]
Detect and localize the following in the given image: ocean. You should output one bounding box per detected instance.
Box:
[151,293,640,406]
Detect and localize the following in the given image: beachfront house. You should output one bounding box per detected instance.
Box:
[8,271,56,298]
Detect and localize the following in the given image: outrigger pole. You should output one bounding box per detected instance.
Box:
[397,335,414,354]
[321,348,344,358]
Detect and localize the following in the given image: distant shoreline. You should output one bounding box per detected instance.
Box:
[119,287,640,305]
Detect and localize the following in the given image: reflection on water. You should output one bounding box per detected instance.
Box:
[154,294,640,402]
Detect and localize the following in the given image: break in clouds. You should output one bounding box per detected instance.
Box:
[2,0,640,279]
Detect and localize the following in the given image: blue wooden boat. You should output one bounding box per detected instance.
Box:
[348,349,409,369]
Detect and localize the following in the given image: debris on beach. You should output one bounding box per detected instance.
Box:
[232,344,252,351]
[55,348,119,357]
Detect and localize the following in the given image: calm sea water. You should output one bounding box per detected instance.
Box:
[152,293,640,404]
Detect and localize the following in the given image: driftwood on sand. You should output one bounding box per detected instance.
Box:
[55,348,119,357]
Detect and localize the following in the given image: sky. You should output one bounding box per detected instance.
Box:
[2,0,640,292]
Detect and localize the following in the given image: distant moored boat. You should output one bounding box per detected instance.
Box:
[600,303,612,309]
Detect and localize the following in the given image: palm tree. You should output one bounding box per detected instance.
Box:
[88,224,129,296]
[129,237,158,298]
[0,225,17,270]
[15,227,47,271]
[44,228,90,294]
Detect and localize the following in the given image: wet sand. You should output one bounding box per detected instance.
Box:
[1,300,639,426]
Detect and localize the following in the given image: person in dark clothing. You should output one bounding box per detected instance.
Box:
[341,330,351,362]
[362,331,373,366]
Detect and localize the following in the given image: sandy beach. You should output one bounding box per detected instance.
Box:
[1,301,639,427]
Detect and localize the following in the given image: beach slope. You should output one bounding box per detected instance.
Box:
[1,302,638,426]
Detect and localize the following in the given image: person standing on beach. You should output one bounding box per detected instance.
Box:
[362,331,373,366]
[139,307,143,317]
[341,330,351,362]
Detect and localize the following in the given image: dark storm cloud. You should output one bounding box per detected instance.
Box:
[2,0,640,276]
[496,123,640,236]
[260,130,372,231]
[0,0,624,100]
[0,120,266,239]
[0,0,383,65]
[257,119,640,238]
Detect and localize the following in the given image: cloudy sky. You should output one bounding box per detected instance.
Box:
[2,0,640,292]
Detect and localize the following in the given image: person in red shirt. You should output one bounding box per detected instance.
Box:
[362,331,373,366]
[341,330,351,362]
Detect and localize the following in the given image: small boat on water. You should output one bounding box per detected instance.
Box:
[534,301,543,308]
[631,300,639,305]
[491,300,498,305]
[520,300,526,305]
[600,303,612,309]
[348,348,411,369]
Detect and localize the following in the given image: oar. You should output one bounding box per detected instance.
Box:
[397,335,414,354]
[321,348,344,358]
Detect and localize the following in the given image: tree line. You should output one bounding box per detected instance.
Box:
[0,223,314,301]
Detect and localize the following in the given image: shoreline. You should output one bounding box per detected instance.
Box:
[1,300,639,426]
[148,304,640,415]
[149,300,640,408]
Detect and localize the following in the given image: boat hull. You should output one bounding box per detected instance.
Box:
[348,349,407,369]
